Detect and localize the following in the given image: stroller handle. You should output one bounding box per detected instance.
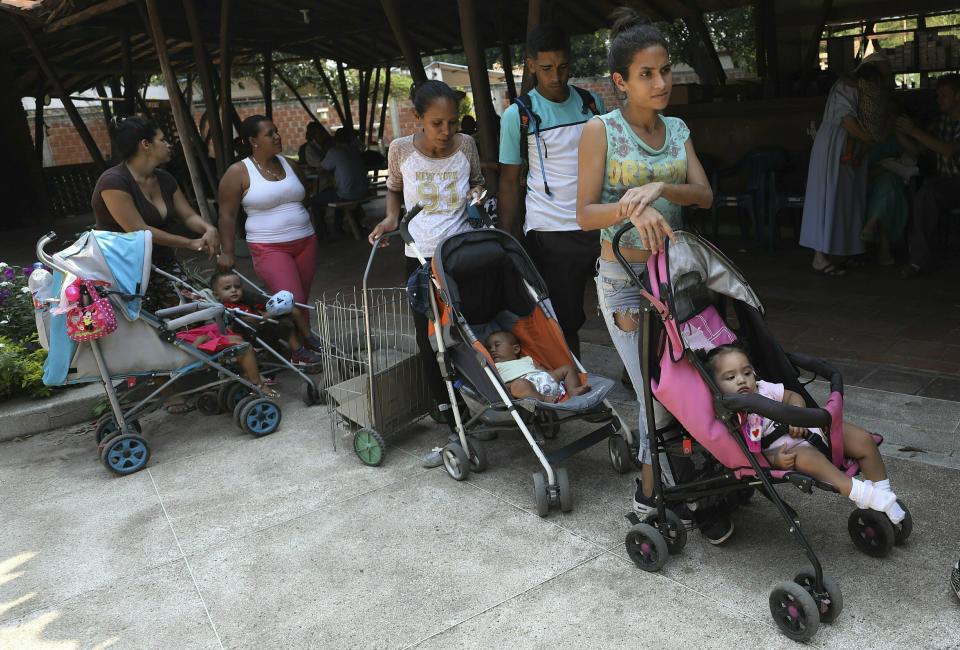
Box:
[36,231,66,274]
[398,203,425,247]
[719,392,831,429]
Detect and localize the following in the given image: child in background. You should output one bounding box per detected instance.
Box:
[485,331,589,402]
[702,344,905,525]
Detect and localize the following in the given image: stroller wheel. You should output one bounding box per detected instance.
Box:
[197,392,222,416]
[793,570,843,624]
[442,442,470,481]
[233,395,259,429]
[644,510,687,555]
[556,467,572,512]
[95,414,141,444]
[847,508,896,558]
[625,523,669,572]
[219,381,251,413]
[769,580,821,642]
[608,435,633,475]
[532,471,550,517]
[239,399,282,438]
[892,498,912,546]
[305,383,327,406]
[533,410,559,439]
[100,433,151,476]
[467,439,488,473]
[353,428,385,466]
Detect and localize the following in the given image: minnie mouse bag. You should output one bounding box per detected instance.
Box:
[66,280,117,342]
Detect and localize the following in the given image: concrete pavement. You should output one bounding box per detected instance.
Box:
[1,356,959,649]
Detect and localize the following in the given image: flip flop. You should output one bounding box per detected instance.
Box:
[812,263,846,277]
[163,401,196,415]
[257,384,280,399]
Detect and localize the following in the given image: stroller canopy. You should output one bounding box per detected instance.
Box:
[433,229,548,324]
[655,232,763,324]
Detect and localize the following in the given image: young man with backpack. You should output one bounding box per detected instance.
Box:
[498,23,604,359]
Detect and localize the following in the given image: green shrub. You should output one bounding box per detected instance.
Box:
[0,335,51,399]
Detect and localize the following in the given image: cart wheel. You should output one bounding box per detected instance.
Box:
[197,392,221,415]
[608,434,633,475]
[353,428,385,466]
[532,471,550,517]
[793,570,843,624]
[847,508,896,558]
[625,523,669,572]
[233,394,259,429]
[467,439,488,473]
[442,442,470,481]
[533,410,560,439]
[892,498,912,546]
[556,467,573,512]
[644,509,687,555]
[218,381,250,413]
[100,433,151,475]
[239,398,282,437]
[304,383,327,406]
[95,414,141,444]
[769,580,821,642]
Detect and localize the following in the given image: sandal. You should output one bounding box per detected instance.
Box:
[257,383,280,399]
[812,263,846,277]
[163,401,196,415]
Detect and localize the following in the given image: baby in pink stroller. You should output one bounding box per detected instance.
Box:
[702,344,905,524]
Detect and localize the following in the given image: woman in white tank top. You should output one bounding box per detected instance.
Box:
[217,115,323,358]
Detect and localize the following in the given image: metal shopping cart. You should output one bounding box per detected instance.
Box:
[316,209,433,467]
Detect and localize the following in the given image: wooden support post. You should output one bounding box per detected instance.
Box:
[802,0,833,80]
[219,0,234,163]
[276,67,319,123]
[121,29,137,116]
[763,0,780,96]
[12,16,106,170]
[682,8,726,86]
[380,0,427,84]
[170,80,218,193]
[47,0,133,33]
[144,0,213,223]
[184,0,226,175]
[377,66,391,144]
[315,59,347,125]
[367,66,381,146]
[520,0,542,94]
[458,0,498,186]
[262,49,273,120]
[754,0,766,80]
[357,67,372,142]
[34,89,45,163]
[95,83,114,131]
[496,0,517,102]
[336,60,354,130]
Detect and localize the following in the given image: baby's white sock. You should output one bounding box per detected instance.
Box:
[873,479,890,492]
[885,498,906,524]
[849,478,896,512]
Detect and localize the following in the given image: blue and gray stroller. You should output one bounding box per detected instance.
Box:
[34,230,283,476]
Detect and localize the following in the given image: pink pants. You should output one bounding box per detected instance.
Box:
[247,235,317,304]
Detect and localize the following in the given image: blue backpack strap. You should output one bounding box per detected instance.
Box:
[513,93,551,197]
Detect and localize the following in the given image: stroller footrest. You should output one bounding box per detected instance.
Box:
[786,472,816,493]
[544,420,618,464]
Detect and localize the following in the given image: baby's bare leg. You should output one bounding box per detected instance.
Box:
[792,446,853,495]
[551,365,589,395]
[841,422,886,482]
[508,378,546,401]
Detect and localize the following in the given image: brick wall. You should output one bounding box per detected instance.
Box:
[28,78,622,168]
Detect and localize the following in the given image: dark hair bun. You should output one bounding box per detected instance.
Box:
[609,6,652,40]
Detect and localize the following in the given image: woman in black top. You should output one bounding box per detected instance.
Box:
[91,116,219,308]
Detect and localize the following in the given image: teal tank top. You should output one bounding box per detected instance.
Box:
[597,111,690,249]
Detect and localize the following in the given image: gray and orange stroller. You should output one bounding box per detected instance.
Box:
[400,210,634,516]
[611,227,914,642]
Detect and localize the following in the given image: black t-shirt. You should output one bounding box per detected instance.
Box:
[91,163,180,261]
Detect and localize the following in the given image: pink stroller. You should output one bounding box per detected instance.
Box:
[613,228,913,643]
